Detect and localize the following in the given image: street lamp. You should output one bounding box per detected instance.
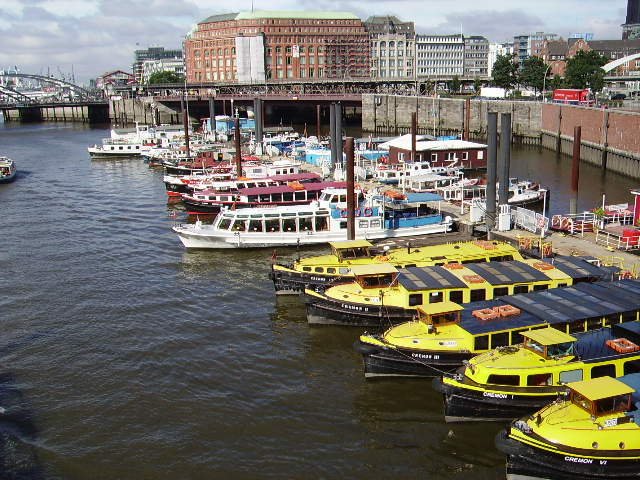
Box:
[542,64,552,102]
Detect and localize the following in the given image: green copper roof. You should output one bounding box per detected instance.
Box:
[200,13,239,24]
[236,10,358,20]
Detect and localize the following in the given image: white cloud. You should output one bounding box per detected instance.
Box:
[0,0,631,84]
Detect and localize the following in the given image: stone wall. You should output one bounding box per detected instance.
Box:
[362,94,543,142]
[109,97,179,126]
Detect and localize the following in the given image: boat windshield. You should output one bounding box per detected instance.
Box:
[524,339,545,356]
[338,247,371,260]
[595,394,631,416]
[356,274,395,289]
[547,342,575,358]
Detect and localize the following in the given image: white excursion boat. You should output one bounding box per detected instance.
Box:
[87,138,145,157]
[172,187,454,249]
[0,156,17,183]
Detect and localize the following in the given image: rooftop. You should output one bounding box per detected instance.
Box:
[521,327,576,346]
[570,376,634,401]
[201,10,359,24]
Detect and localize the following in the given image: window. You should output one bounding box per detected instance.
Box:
[409,293,423,306]
[282,218,296,232]
[624,359,640,374]
[475,335,489,350]
[429,291,443,303]
[533,284,548,291]
[248,220,263,232]
[591,364,615,379]
[527,373,551,386]
[559,369,583,384]
[514,285,529,294]
[265,219,280,232]
[493,287,509,297]
[491,332,509,348]
[487,374,519,386]
[231,220,246,232]
[469,289,486,302]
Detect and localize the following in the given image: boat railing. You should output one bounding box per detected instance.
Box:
[595,228,640,251]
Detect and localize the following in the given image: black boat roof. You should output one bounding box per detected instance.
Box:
[457,279,640,336]
[397,257,612,292]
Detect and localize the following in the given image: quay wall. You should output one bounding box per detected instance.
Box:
[361,94,543,143]
[109,97,179,126]
[541,104,640,178]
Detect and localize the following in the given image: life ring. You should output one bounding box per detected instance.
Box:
[472,308,499,321]
[363,207,373,217]
[340,209,348,218]
[620,270,634,280]
[495,305,521,317]
[606,338,640,353]
[560,217,571,230]
[551,215,561,228]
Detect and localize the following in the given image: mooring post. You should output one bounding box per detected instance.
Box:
[570,126,582,215]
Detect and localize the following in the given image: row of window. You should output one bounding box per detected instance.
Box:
[408,283,556,307]
[372,70,415,78]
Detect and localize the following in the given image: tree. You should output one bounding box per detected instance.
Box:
[473,77,482,94]
[147,71,185,84]
[448,75,461,94]
[491,54,518,90]
[549,74,564,91]
[564,50,608,92]
[520,56,548,94]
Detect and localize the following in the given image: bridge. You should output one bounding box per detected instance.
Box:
[0,73,108,123]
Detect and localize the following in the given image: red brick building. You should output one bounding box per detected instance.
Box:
[185,11,370,84]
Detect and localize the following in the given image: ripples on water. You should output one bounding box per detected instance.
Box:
[1,122,636,479]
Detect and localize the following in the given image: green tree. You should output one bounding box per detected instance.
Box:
[448,75,461,94]
[549,74,564,90]
[147,71,185,84]
[491,54,518,90]
[564,50,608,92]
[473,77,482,94]
[520,56,548,94]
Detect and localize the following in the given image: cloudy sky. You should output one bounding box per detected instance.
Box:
[0,0,628,84]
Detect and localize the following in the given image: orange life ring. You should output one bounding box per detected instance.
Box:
[533,261,554,271]
[551,215,561,228]
[495,305,521,317]
[606,338,640,353]
[463,274,485,284]
[444,263,464,270]
[363,207,373,217]
[560,217,571,230]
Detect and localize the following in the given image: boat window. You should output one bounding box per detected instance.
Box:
[595,394,631,416]
[314,267,324,273]
[283,192,294,201]
[408,293,423,306]
[248,195,259,202]
[559,369,583,384]
[624,360,640,375]
[359,274,394,289]
[302,267,312,272]
[370,219,381,228]
[571,391,593,413]
[429,291,443,304]
[282,218,297,232]
[591,364,616,379]
[586,317,603,330]
[339,268,350,274]
[449,290,463,303]
[474,335,489,350]
[533,284,548,292]
[231,220,246,231]
[490,332,509,348]
[622,311,638,323]
[469,289,486,302]
[568,320,585,334]
[248,220,263,232]
[514,285,529,294]
[525,339,545,355]
[260,194,271,202]
[486,374,520,386]
[295,192,305,201]
[218,218,232,230]
[493,287,509,297]
[358,220,369,229]
[605,313,622,325]
[314,216,328,231]
[272,193,283,202]
[557,283,568,288]
[265,219,280,232]
[339,221,347,230]
[326,268,336,274]
[547,342,575,358]
[512,329,527,344]
[527,373,552,386]
[299,218,313,231]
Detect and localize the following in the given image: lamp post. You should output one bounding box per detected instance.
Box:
[542,64,552,102]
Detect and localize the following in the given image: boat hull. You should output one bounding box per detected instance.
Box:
[305,296,412,327]
[432,377,563,422]
[354,340,471,377]
[496,430,640,480]
[0,172,17,183]
[173,222,453,250]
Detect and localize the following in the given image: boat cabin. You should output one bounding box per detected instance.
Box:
[349,264,398,289]
[330,240,374,262]
[215,207,331,233]
[568,376,633,417]
[416,302,464,330]
[522,328,576,360]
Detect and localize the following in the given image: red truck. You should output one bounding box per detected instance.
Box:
[552,88,594,106]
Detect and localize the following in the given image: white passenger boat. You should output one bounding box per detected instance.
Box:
[87,138,145,157]
[0,156,17,183]
[172,188,453,249]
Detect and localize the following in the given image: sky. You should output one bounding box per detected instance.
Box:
[0,0,629,85]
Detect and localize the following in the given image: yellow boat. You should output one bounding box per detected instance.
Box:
[496,374,640,479]
[305,255,616,326]
[354,279,640,378]
[269,239,524,294]
[434,322,640,422]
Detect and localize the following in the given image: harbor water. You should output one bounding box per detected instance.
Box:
[0,122,637,479]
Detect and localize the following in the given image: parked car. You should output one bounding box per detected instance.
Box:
[611,93,627,100]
